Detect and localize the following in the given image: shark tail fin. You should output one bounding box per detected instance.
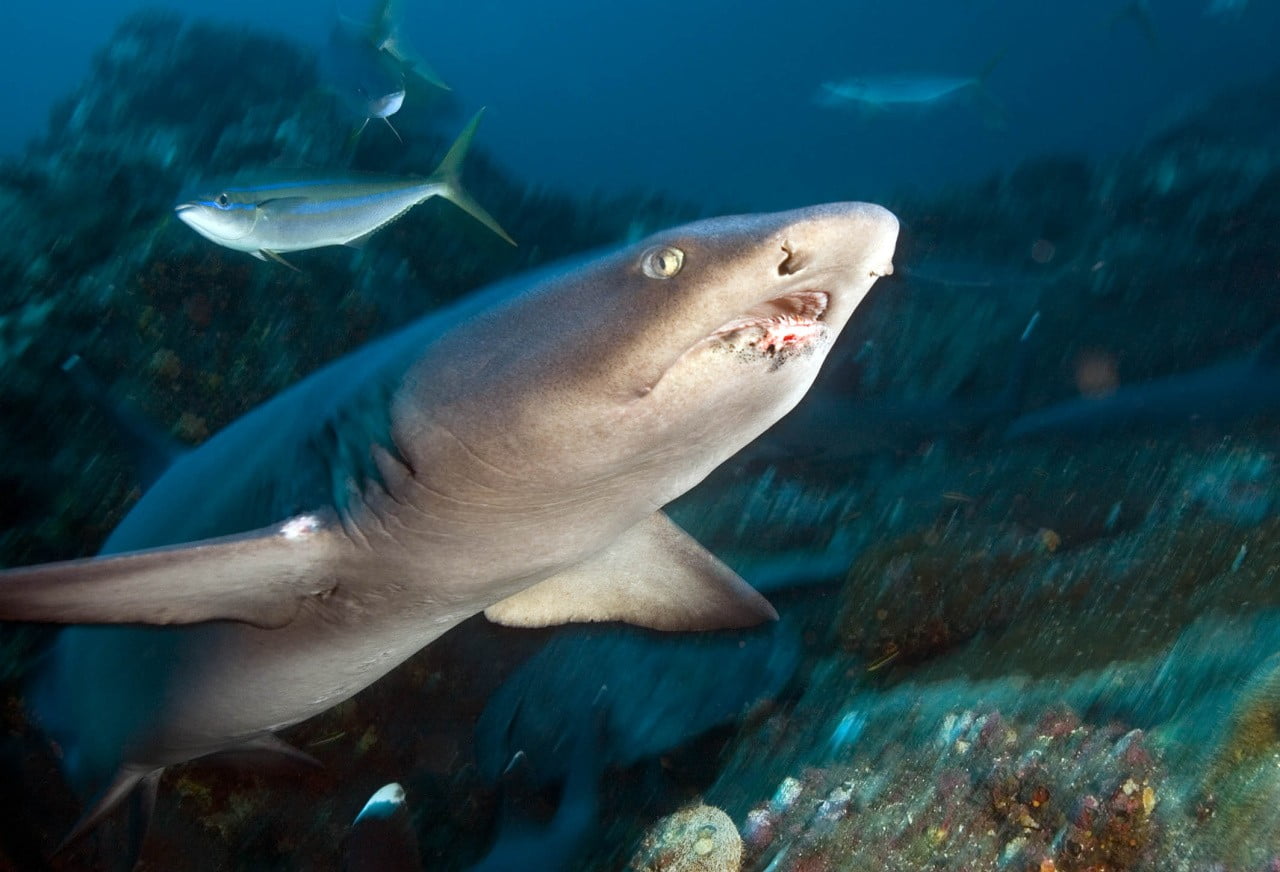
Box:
[428,109,517,246]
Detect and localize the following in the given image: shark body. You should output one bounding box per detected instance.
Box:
[1004,328,1280,441]
[0,203,898,847]
[813,52,1005,117]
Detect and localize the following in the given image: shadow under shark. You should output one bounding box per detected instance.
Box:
[0,203,898,860]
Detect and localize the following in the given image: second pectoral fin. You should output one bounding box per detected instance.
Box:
[484,512,777,632]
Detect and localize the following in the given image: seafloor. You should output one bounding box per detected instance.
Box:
[2,11,1280,871]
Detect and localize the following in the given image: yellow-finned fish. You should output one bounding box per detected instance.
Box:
[174,109,514,266]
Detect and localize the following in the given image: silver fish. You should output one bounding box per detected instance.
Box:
[321,18,410,141]
[175,110,514,265]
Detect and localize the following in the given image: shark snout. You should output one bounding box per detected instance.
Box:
[777,202,899,287]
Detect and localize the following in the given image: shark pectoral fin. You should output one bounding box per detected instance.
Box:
[0,513,344,629]
[484,512,778,632]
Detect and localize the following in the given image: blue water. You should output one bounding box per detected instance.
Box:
[3,0,1279,207]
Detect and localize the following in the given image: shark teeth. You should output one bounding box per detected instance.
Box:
[712,291,830,354]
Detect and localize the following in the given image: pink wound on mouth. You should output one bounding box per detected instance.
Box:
[759,318,826,353]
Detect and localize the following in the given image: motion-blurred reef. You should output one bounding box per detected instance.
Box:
[3,9,1280,871]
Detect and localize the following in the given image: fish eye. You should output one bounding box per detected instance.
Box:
[216,193,230,208]
[641,245,684,279]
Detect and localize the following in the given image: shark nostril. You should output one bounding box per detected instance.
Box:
[778,243,805,276]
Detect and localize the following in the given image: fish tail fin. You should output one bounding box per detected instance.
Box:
[429,109,516,246]
[1107,1,1161,51]
[972,49,1008,129]
[977,48,1007,86]
[373,0,450,90]
[393,48,451,91]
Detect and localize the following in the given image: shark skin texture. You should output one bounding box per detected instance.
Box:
[0,202,899,853]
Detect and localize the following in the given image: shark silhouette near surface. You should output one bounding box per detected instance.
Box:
[0,203,899,854]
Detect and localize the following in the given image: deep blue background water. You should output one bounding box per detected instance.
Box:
[2,0,1279,211]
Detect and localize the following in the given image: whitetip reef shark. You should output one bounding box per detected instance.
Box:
[0,202,898,857]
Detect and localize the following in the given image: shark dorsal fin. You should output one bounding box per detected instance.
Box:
[484,512,777,631]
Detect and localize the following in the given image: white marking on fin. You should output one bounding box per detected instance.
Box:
[280,514,323,540]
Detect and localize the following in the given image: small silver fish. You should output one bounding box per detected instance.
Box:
[175,110,514,265]
[322,19,410,141]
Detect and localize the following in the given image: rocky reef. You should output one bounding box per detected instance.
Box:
[3,9,1280,872]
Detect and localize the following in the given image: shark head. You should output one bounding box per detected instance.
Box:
[395,202,898,514]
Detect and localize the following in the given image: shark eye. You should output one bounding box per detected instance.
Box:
[216,193,230,208]
[641,245,684,279]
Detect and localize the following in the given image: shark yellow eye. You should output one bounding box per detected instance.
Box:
[642,245,684,279]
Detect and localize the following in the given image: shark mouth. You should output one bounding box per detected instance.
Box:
[711,290,830,356]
